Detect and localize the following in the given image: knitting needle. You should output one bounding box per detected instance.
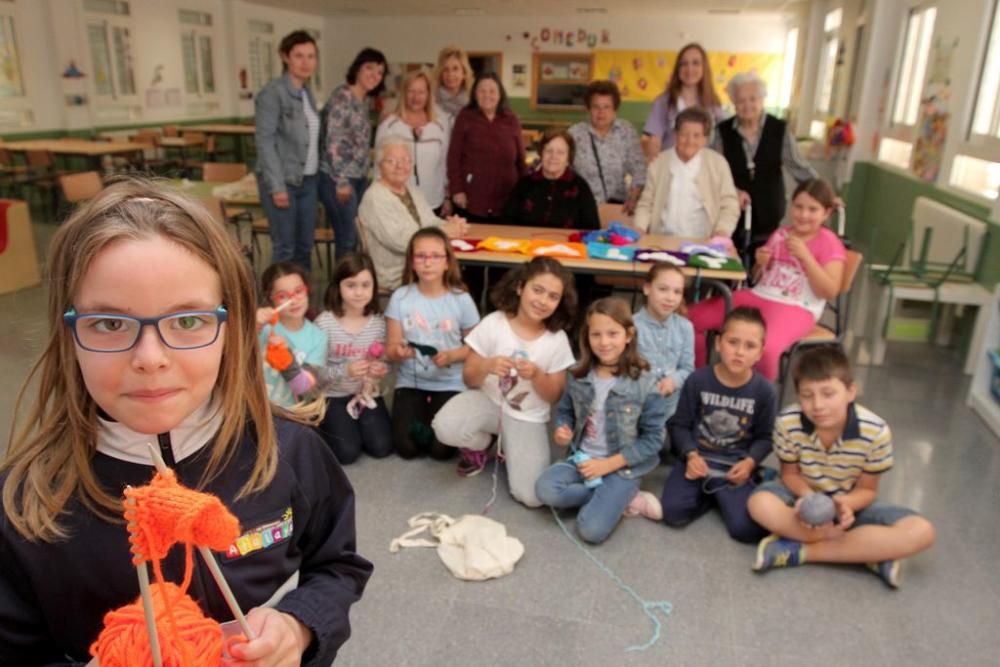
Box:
[145,442,256,641]
[126,490,164,667]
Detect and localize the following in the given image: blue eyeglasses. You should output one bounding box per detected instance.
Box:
[63,306,228,353]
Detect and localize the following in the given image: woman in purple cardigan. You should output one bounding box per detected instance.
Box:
[447,72,527,221]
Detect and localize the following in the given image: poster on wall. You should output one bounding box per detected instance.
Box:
[0,15,25,98]
[592,49,782,108]
[912,37,956,183]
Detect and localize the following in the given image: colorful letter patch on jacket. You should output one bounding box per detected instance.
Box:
[224,507,294,560]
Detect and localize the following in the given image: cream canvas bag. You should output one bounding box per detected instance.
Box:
[389,512,524,581]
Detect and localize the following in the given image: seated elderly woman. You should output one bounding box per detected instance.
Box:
[503,127,600,230]
[568,80,646,213]
[358,138,469,290]
[632,107,739,238]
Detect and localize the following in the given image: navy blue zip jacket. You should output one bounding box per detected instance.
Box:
[0,417,372,666]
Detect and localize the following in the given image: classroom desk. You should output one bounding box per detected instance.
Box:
[170,178,260,206]
[184,124,255,161]
[1,139,146,171]
[457,223,744,309]
[159,135,204,166]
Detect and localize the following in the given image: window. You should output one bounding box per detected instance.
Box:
[179,10,215,96]
[0,8,24,98]
[891,6,936,127]
[813,8,841,114]
[949,155,1000,200]
[970,1,1000,141]
[248,19,275,92]
[877,137,914,170]
[85,0,135,99]
[777,27,798,111]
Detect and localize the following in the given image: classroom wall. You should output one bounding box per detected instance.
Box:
[320,12,790,121]
[2,0,325,134]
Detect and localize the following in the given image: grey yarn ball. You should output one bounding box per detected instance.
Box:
[800,493,836,526]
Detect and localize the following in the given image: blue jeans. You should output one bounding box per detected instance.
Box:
[752,480,918,528]
[535,460,640,544]
[318,175,366,260]
[258,173,319,270]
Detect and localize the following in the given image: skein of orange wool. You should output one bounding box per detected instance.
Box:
[90,582,224,667]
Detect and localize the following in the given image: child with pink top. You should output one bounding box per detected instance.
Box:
[687,179,846,380]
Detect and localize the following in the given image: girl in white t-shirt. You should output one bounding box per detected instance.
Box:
[432,257,578,506]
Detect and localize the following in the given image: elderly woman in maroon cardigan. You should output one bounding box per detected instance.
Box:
[503,127,600,230]
[447,72,527,221]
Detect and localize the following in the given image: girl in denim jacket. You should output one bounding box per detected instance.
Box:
[535,298,669,544]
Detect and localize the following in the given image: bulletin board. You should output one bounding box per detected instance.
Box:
[592,49,783,106]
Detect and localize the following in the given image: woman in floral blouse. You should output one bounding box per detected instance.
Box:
[319,47,388,259]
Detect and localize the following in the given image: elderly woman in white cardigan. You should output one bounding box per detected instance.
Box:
[632,107,739,239]
[358,138,469,290]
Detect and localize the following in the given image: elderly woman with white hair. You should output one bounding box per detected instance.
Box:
[714,71,833,256]
[358,138,469,290]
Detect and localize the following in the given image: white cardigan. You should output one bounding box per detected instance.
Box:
[358,180,446,291]
[632,147,740,238]
[374,114,450,209]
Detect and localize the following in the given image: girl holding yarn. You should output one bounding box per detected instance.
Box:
[432,257,578,504]
[255,262,327,408]
[686,178,846,380]
[385,227,481,460]
[535,298,669,543]
[313,253,394,465]
[0,180,372,665]
[633,262,695,421]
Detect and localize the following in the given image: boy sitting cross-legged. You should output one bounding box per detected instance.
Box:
[747,345,935,588]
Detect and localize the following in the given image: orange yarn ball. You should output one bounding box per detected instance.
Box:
[90,582,224,667]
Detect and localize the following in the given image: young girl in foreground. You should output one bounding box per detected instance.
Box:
[687,178,846,380]
[0,181,371,665]
[633,262,694,421]
[255,262,327,408]
[535,298,669,543]
[385,227,480,460]
[314,253,393,464]
[433,257,578,506]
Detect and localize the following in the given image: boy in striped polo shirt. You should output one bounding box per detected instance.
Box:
[747,346,935,588]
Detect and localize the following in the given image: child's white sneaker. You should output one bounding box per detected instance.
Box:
[624,490,663,521]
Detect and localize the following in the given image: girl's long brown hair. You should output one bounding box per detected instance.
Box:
[666,43,722,110]
[573,298,649,380]
[401,227,467,292]
[2,178,278,542]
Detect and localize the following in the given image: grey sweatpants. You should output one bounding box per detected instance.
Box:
[432,389,551,507]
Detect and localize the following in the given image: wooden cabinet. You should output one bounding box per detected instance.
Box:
[530,53,593,111]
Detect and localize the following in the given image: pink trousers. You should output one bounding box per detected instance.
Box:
[687,291,816,380]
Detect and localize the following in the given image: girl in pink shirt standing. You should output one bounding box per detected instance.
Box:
[687,179,846,380]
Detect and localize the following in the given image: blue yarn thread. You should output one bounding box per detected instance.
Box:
[550,508,673,652]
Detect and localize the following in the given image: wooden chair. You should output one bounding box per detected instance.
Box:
[202,162,247,182]
[776,248,865,396]
[24,150,65,218]
[0,147,33,197]
[59,171,103,204]
[163,124,180,137]
[250,211,334,280]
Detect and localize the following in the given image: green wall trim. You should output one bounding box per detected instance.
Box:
[0,117,244,141]
[846,160,999,288]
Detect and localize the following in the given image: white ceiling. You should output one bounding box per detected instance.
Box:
[243,0,803,17]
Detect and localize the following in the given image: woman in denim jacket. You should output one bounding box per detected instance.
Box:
[536,298,668,544]
[255,31,321,270]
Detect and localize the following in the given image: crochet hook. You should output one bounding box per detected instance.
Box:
[125,489,164,667]
[145,442,256,641]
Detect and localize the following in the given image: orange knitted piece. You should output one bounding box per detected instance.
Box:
[123,469,240,563]
[265,338,294,372]
[91,470,244,667]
